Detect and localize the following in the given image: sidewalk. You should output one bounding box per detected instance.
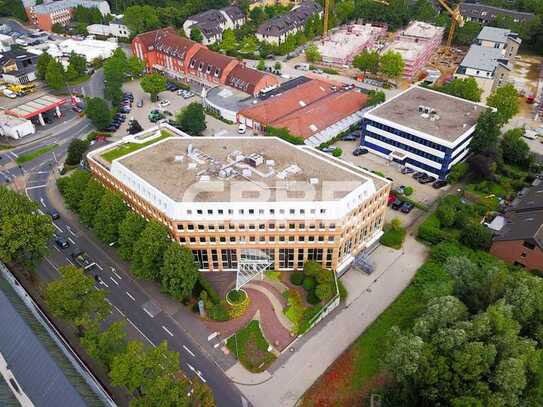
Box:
[228,236,428,407]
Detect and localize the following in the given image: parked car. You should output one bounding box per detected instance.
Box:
[432,180,448,189]
[394,185,406,195]
[401,166,414,175]
[72,105,83,113]
[412,171,426,180]
[418,175,436,184]
[54,236,69,249]
[352,147,368,156]
[159,100,170,107]
[391,198,403,210]
[119,106,131,114]
[238,124,246,134]
[400,202,415,213]
[320,146,335,153]
[342,133,358,141]
[48,210,60,220]
[136,99,143,108]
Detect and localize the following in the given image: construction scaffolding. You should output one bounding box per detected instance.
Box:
[236,249,273,290]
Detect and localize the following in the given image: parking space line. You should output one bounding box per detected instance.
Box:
[111,269,122,280]
[143,308,154,318]
[95,263,103,271]
[162,326,174,337]
[99,280,109,288]
[110,276,119,286]
[67,237,75,245]
[183,345,195,357]
[52,222,63,233]
[126,291,135,301]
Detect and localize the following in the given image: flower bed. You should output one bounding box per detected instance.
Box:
[227,320,276,373]
[226,289,250,319]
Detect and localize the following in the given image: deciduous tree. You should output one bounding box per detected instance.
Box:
[118,212,146,261]
[79,179,105,226]
[487,84,520,125]
[175,102,206,136]
[160,243,199,301]
[132,221,170,280]
[469,109,502,157]
[36,52,53,80]
[220,29,237,52]
[379,50,404,79]
[81,320,127,369]
[45,59,65,90]
[127,56,146,78]
[435,77,482,102]
[190,27,204,43]
[353,49,380,74]
[66,51,87,81]
[140,73,166,102]
[93,190,127,244]
[123,5,160,34]
[85,97,112,130]
[66,138,90,166]
[56,170,91,211]
[304,43,321,63]
[45,265,110,328]
[501,128,530,166]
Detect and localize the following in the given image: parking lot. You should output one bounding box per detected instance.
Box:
[109,80,239,139]
[334,139,450,225]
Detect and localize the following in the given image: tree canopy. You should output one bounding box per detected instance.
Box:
[304,43,321,63]
[160,243,199,301]
[131,221,171,280]
[487,84,520,125]
[353,49,380,74]
[123,5,161,34]
[379,50,404,79]
[175,102,206,136]
[118,212,147,261]
[85,97,112,131]
[190,27,204,43]
[45,59,65,90]
[36,52,53,81]
[140,73,166,102]
[66,138,90,166]
[500,128,532,167]
[435,77,482,102]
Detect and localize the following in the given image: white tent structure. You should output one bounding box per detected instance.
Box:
[236,249,273,290]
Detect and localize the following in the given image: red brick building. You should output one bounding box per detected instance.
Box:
[132,28,278,96]
[490,183,543,271]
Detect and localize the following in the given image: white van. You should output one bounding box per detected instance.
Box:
[238,123,247,134]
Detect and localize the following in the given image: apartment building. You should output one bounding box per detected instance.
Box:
[183,6,245,45]
[87,17,130,39]
[456,27,520,99]
[87,126,390,274]
[361,86,488,179]
[132,28,279,96]
[22,0,110,32]
[256,1,322,45]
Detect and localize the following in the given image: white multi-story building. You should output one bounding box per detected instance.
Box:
[88,124,390,274]
[87,17,130,39]
[361,86,488,179]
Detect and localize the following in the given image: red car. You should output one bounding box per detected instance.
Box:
[387,193,396,206]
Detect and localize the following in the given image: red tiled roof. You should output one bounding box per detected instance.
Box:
[188,48,236,74]
[135,27,198,59]
[239,79,336,123]
[272,91,367,139]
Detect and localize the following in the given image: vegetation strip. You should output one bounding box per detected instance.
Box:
[16,144,59,165]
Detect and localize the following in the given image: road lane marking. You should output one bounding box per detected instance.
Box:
[9,151,18,158]
[143,308,154,318]
[183,345,195,357]
[52,222,63,233]
[44,257,58,271]
[127,318,156,347]
[111,268,122,280]
[67,237,75,245]
[99,280,109,288]
[162,326,174,337]
[126,291,135,301]
[95,263,103,271]
[110,276,119,286]
[25,184,47,190]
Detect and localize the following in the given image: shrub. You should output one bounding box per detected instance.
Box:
[227,289,247,304]
[307,290,320,305]
[208,301,230,321]
[198,275,220,304]
[436,204,457,228]
[403,186,413,196]
[338,280,348,302]
[299,305,323,334]
[303,261,322,276]
[460,222,492,251]
[302,277,316,291]
[417,214,446,244]
[290,272,304,285]
[267,127,304,145]
[380,221,406,249]
[332,147,342,157]
[430,241,468,263]
[316,283,335,302]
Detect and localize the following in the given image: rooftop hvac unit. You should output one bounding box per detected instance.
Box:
[188,162,197,170]
[174,155,184,162]
[187,144,193,154]
[200,175,210,182]
[310,178,319,184]
[245,153,264,167]
[266,160,275,166]
[242,168,252,177]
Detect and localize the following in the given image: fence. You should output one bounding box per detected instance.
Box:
[0,262,116,407]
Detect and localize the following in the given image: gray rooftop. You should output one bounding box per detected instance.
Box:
[0,288,87,407]
[205,86,255,114]
[461,2,535,23]
[477,26,517,44]
[257,1,321,37]
[366,86,487,143]
[115,137,384,202]
[494,210,543,249]
[33,0,106,14]
[459,44,509,72]
[510,180,543,213]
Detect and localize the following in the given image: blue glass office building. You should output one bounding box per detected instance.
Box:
[361,86,487,179]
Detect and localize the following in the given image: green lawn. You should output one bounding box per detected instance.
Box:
[101,131,171,162]
[16,144,58,165]
[66,74,90,86]
[226,320,276,373]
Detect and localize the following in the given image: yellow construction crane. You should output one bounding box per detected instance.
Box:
[436,0,464,49]
[323,0,390,35]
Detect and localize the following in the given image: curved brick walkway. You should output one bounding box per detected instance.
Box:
[204,287,294,352]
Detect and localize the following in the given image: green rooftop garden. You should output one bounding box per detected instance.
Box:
[101,130,172,163]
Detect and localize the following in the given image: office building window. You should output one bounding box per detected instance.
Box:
[211,249,219,269]
[221,249,238,269]
[297,249,304,268]
[192,249,209,269]
[279,248,294,268]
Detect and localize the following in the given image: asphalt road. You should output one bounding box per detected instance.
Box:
[2,118,247,407]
